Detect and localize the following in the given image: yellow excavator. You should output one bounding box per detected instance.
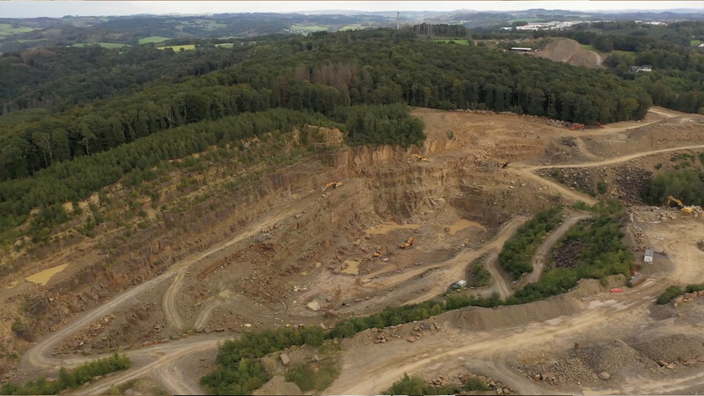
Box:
[667,196,694,213]
[324,181,344,191]
[411,154,428,162]
[399,237,415,249]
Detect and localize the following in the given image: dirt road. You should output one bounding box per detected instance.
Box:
[523,212,592,285]
[163,272,186,330]
[484,252,511,299]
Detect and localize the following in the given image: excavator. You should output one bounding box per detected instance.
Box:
[595,122,606,128]
[324,181,344,191]
[399,237,415,249]
[570,123,586,131]
[667,196,694,213]
[411,154,428,162]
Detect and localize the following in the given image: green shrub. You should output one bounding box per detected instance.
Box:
[498,206,564,279]
[597,181,608,194]
[385,373,459,396]
[657,286,685,304]
[285,364,338,392]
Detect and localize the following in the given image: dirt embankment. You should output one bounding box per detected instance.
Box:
[532,38,603,69]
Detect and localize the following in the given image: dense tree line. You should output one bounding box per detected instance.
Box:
[642,170,704,207]
[0,29,652,184]
[0,353,129,395]
[0,105,423,237]
[406,23,470,37]
[0,44,252,114]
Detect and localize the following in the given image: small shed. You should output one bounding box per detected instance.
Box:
[644,249,654,264]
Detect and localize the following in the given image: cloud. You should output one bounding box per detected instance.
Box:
[1,1,701,18]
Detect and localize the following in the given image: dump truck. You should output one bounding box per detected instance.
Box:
[399,237,415,249]
[667,195,694,213]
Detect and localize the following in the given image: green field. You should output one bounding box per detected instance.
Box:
[434,39,471,45]
[73,42,130,49]
[0,23,36,36]
[692,40,703,47]
[291,25,327,32]
[580,44,637,59]
[215,43,234,48]
[580,43,601,52]
[340,24,363,31]
[138,36,171,44]
[156,44,196,51]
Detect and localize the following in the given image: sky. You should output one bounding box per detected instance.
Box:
[0,1,701,18]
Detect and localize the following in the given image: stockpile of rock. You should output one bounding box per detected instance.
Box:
[612,167,650,202]
[674,290,704,307]
[53,315,116,352]
[372,325,404,344]
[630,225,649,251]
[576,339,660,379]
[631,334,704,364]
[512,357,597,385]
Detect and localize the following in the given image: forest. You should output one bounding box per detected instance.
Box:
[642,170,704,207]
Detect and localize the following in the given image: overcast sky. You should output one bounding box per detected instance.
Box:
[1,1,701,18]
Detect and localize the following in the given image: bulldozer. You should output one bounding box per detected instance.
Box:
[411,154,428,162]
[399,237,414,249]
[667,196,694,213]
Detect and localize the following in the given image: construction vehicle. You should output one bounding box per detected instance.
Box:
[570,123,585,131]
[667,196,694,213]
[323,181,344,191]
[411,154,428,162]
[399,237,414,249]
[595,122,606,128]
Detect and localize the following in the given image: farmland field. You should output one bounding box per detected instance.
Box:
[340,24,363,31]
[0,23,35,35]
[156,44,196,51]
[215,43,234,48]
[138,36,171,44]
[291,25,327,32]
[434,39,472,45]
[73,42,130,48]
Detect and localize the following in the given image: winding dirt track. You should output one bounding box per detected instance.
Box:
[483,252,511,300]
[19,107,704,395]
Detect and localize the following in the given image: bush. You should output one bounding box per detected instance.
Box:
[597,181,608,194]
[284,364,338,392]
[385,373,459,396]
[467,254,491,287]
[498,206,564,279]
[0,353,129,395]
[657,286,685,304]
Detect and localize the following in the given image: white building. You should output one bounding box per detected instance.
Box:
[644,249,654,264]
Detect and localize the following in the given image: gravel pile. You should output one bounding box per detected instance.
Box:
[576,339,659,378]
[512,357,598,385]
[630,334,704,363]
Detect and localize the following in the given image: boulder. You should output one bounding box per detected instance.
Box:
[598,372,611,380]
[124,389,135,396]
[280,353,290,366]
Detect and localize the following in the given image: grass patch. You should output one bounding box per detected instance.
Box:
[340,24,363,31]
[612,50,637,59]
[691,40,703,47]
[215,43,234,48]
[433,39,471,45]
[467,254,491,288]
[73,42,130,49]
[138,36,171,44]
[285,363,338,392]
[0,23,35,36]
[156,44,196,51]
[498,206,564,279]
[291,25,327,32]
[0,353,129,395]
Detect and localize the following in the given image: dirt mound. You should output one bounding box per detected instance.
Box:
[441,294,584,331]
[533,38,603,69]
[630,334,704,363]
[576,339,659,378]
[253,375,302,395]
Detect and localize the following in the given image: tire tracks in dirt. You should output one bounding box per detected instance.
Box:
[484,251,511,300]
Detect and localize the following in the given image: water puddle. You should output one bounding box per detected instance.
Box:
[447,219,487,235]
[341,260,360,275]
[365,222,420,235]
[25,264,68,286]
